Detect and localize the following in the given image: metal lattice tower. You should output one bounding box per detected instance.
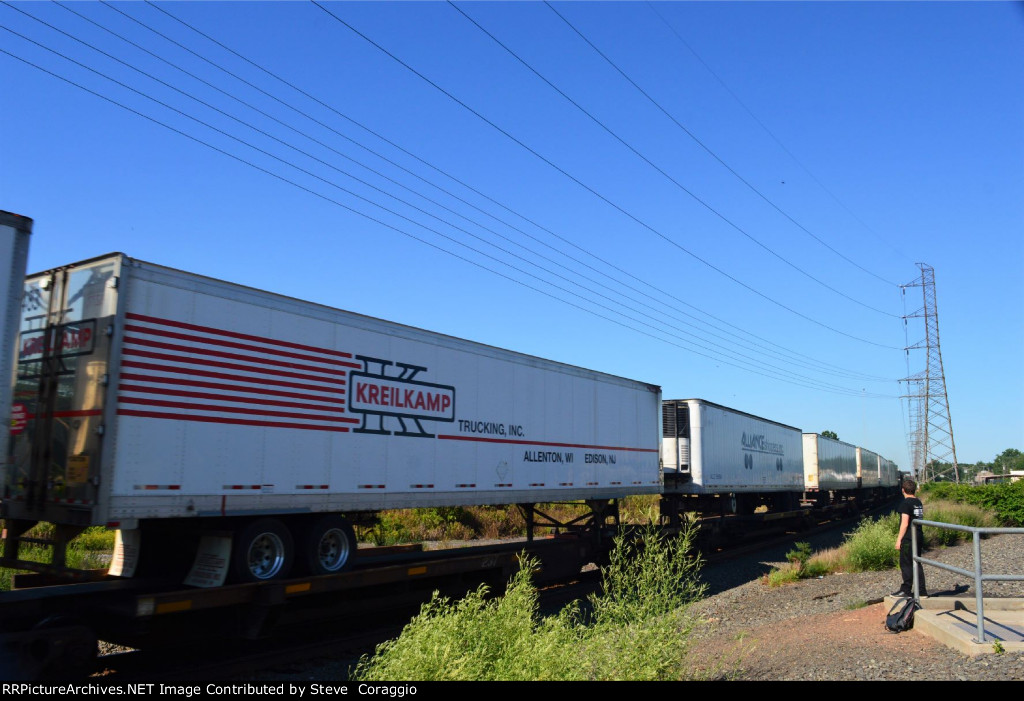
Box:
[900,264,959,483]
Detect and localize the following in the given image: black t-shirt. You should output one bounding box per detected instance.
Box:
[898,496,924,544]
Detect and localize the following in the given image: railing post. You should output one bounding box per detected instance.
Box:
[911,524,919,601]
[973,530,985,643]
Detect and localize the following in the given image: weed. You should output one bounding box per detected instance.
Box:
[763,565,800,587]
[921,500,997,546]
[353,522,707,681]
[844,513,900,571]
[786,542,813,575]
[0,524,114,591]
[993,640,1005,655]
[920,481,1024,527]
[844,599,869,610]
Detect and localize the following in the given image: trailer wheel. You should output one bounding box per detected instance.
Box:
[301,515,356,575]
[230,519,294,582]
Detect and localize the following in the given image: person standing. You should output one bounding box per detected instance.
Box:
[894,478,927,597]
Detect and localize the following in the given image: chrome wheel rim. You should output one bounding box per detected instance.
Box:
[247,532,286,579]
[317,527,351,572]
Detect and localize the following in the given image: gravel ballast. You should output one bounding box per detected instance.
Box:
[688,532,1024,680]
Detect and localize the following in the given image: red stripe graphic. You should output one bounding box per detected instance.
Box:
[117,409,351,432]
[435,434,658,453]
[119,372,345,403]
[124,323,354,368]
[123,336,352,376]
[121,360,345,393]
[119,396,359,423]
[119,383,346,413]
[125,313,354,359]
[122,347,346,385]
[118,314,357,435]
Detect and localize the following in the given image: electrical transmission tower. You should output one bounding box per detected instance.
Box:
[900,264,959,483]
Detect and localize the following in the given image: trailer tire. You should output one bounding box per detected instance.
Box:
[300,515,356,575]
[230,518,294,582]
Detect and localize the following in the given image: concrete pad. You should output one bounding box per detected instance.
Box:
[886,595,1024,657]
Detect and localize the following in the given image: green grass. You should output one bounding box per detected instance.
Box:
[353,522,708,681]
[359,497,670,546]
[763,564,800,587]
[845,512,901,571]
[922,501,997,545]
[763,494,1005,587]
[920,481,1024,527]
[0,523,114,591]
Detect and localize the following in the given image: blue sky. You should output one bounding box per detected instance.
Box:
[3,1,1022,469]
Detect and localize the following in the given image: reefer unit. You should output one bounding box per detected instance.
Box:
[661,399,804,493]
[802,433,858,492]
[5,255,662,527]
[857,447,881,489]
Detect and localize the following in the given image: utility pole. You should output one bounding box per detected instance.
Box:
[900,264,959,483]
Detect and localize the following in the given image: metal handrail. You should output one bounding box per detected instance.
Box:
[911,519,1024,643]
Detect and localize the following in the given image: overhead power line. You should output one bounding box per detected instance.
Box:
[0,43,895,399]
[139,0,891,381]
[311,1,901,350]
[450,0,897,318]
[545,1,900,290]
[0,11,888,394]
[645,0,913,271]
[34,0,890,385]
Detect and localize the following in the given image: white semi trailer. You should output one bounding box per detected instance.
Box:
[3,252,661,584]
[661,398,804,514]
[802,433,859,494]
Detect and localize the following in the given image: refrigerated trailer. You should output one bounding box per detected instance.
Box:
[802,433,858,494]
[660,398,804,513]
[3,253,661,584]
[857,447,881,489]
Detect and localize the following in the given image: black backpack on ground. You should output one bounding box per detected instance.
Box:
[885,597,919,633]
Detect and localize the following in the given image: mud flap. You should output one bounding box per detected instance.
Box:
[184,534,232,588]
[108,529,140,577]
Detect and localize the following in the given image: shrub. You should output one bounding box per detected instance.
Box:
[785,542,814,575]
[763,564,800,587]
[920,481,1024,527]
[353,522,707,681]
[922,500,997,546]
[806,546,846,575]
[844,513,900,571]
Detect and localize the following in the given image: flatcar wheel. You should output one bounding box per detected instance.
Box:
[23,616,97,681]
[301,515,357,575]
[230,518,294,583]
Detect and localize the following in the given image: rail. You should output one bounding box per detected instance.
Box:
[911,519,1024,643]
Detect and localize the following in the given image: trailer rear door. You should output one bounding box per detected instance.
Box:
[6,256,120,523]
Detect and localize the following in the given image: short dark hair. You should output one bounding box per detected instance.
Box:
[902,478,918,495]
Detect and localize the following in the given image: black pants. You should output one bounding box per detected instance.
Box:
[899,539,927,594]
